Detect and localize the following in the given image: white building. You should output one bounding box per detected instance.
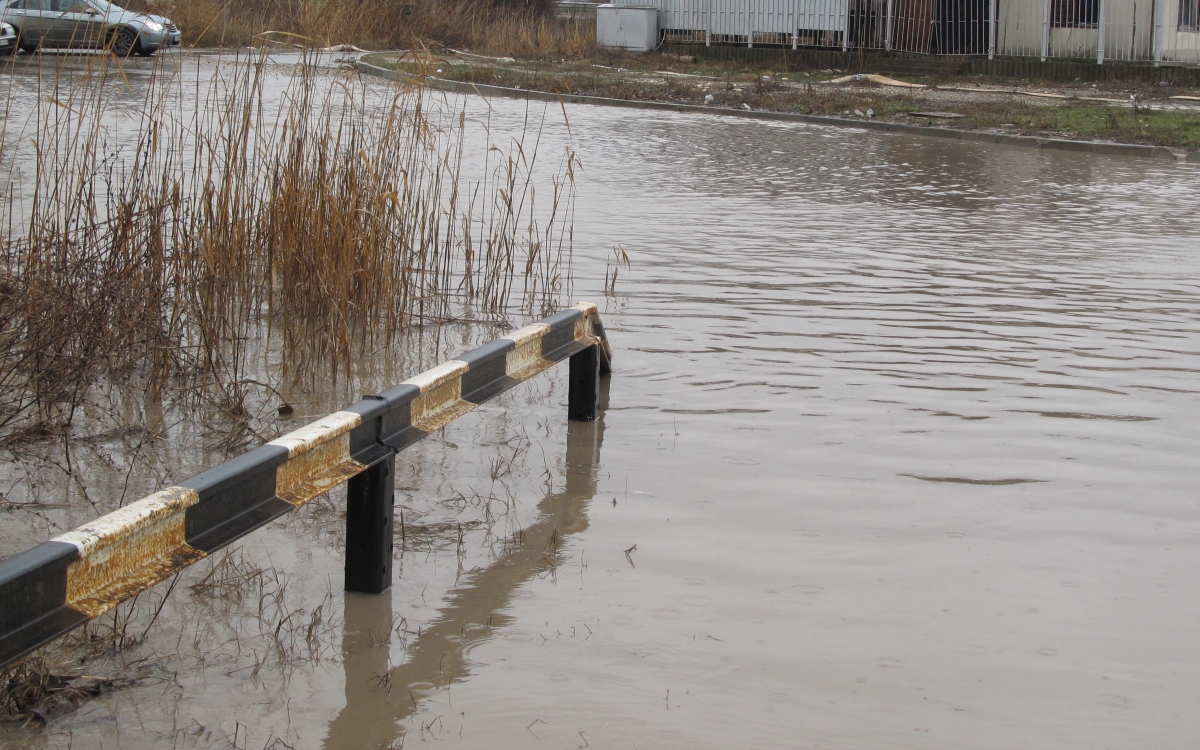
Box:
[615,0,1200,62]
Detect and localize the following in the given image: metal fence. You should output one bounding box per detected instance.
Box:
[0,303,613,671]
[617,0,1200,63]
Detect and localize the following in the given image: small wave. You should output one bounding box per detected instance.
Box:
[1010,410,1155,422]
[899,473,1045,485]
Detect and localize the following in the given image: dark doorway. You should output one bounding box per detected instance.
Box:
[848,0,882,48]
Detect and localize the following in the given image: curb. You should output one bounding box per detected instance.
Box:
[356,59,1190,163]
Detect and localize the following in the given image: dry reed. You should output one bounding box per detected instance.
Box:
[122,0,596,59]
[0,50,577,444]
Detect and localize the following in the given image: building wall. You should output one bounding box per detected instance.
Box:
[628,0,1200,61]
[995,0,1043,56]
[1162,0,1200,61]
[642,0,850,41]
[1096,0,1154,60]
[995,0,1154,59]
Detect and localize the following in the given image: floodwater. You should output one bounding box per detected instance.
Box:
[3,51,1200,749]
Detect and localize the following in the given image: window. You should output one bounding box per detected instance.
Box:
[1051,0,1099,27]
[1182,0,1199,31]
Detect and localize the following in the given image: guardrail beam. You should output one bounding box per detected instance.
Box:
[0,302,612,668]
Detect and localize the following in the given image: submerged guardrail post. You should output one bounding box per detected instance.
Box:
[568,345,601,422]
[344,454,396,594]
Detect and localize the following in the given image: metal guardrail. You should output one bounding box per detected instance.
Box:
[0,302,613,671]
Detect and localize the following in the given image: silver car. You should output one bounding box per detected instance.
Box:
[0,0,178,56]
[146,12,179,47]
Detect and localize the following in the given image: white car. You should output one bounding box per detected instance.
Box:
[0,21,15,53]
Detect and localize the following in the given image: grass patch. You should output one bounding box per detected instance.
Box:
[958,103,1200,148]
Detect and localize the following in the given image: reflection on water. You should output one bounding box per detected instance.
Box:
[326,383,606,749]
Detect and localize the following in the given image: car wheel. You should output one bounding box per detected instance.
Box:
[15,29,38,53]
[109,26,136,57]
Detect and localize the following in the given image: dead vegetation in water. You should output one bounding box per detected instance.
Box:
[378,433,532,579]
[0,547,341,726]
[605,245,630,297]
[187,549,337,670]
[189,548,267,603]
[397,515,484,556]
[0,417,559,732]
[0,656,133,726]
[0,585,176,726]
[0,51,576,454]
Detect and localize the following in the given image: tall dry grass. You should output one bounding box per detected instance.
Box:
[123,0,596,59]
[0,51,577,443]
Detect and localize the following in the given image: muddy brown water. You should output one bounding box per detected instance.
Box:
[2,51,1200,749]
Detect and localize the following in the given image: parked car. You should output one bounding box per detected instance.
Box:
[146,12,178,47]
[0,0,179,56]
[0,22,16,53]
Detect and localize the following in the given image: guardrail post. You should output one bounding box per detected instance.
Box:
[345,454,396,594]
[568,345,601,422]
